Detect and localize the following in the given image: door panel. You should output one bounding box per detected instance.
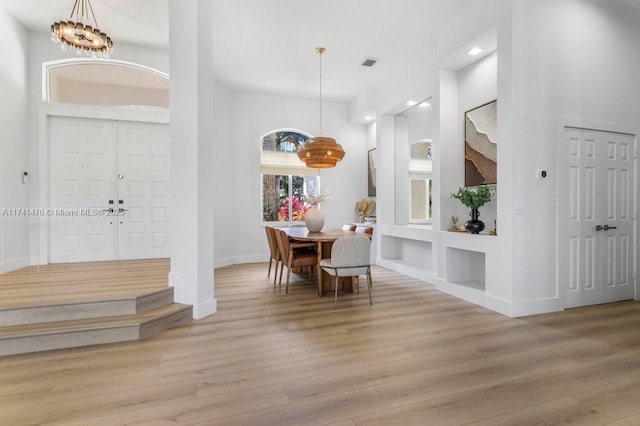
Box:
[116,122,170,260]
[49,117,116,263]
[565,128,635,308]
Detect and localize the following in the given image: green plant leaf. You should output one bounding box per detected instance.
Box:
[450,185,493,208]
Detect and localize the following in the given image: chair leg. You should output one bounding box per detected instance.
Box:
[285,262,292,294]
[355,276,360,294]
[273,260,279,286]
[367,268,372,305]
[334,275,339,308]
[268,258,273,278]
[278,262,284,286]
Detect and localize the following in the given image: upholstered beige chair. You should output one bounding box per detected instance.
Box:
[320,235,372,308]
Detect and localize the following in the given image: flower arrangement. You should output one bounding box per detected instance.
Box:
[450,185,494,209]
[306,189,330,206]
[355,199,375,222]
[278,196,308,221]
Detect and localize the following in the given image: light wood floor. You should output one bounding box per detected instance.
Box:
[1,262,640,425]
[0,259,169,310]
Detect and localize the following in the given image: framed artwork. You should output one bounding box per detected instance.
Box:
[465,100,497,187]
[368,148,376,196]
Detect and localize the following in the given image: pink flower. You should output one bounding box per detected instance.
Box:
[278,196,310,221]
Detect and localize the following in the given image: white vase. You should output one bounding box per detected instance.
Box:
[305,205,324,232]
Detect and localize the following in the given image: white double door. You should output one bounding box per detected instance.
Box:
[565,127,636,308]
[49,117,170,263]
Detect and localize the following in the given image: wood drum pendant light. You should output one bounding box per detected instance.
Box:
[297,47,345,168]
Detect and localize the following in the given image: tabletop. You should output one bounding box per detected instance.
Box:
[283,227,357,241]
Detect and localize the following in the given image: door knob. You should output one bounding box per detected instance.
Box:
[596,225,604,231]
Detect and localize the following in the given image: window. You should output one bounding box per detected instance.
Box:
[261,131,319,223]
[45,59,169,107]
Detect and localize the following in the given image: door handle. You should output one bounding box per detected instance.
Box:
[603,225,617,231]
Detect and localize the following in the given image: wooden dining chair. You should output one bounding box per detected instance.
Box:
[342,224,356,231]
[320,235,372,308]
[355,225,374,235]
[264,226,280,285]
[274,228,318,293]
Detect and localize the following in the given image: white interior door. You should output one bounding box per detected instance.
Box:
[49,117,116,263]
[116,122,170,260]
[565,127,635,308]
[49,117,169,263]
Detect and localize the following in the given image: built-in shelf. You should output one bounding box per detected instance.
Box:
[379,235,433,281]
[446,247,485,291]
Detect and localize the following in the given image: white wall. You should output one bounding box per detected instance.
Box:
[212,81,235,265]
[0,6,30,272]
[509,0,640,307]
[213,88,368,267]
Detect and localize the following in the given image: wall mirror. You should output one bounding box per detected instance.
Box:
[394,98,433,225]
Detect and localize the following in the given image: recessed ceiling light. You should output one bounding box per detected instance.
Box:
[468,47,483,56]
[364,115,373,121]
[406,100,418,106]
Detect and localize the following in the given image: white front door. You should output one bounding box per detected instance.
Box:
[565,127,635,308]
[116,121,170,259]
[49,117,170,263]
[49,117,117,262]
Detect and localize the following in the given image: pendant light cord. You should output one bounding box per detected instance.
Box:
[317,47,326,136]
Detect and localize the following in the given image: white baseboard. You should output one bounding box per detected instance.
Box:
[433,277,565,317]
[0,256,30,274]
[193,298,217,319]
[214,254,268,269]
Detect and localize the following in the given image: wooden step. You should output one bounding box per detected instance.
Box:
[0,287,175,327]
[0,303,192,356]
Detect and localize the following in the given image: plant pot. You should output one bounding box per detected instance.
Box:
[464,207,485,234]
[305,205,324,232]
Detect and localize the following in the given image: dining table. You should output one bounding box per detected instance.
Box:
[283,227,362,296]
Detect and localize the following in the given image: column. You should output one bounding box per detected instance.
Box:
[167,0,216,318]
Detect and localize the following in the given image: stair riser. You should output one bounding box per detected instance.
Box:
[0,288,175,327]
[140,307,192,339]
[0,326,139,356]
[136,289,175,314]
[0,301,136,327]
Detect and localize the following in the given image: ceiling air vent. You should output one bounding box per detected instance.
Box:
[361,57,379,67]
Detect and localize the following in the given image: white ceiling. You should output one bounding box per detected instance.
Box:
[32,0,640,104]
[1,0,479,102]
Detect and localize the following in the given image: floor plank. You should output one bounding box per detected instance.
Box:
[1,260,640,425]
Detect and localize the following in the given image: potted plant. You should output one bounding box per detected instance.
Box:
[450,185,494,234]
